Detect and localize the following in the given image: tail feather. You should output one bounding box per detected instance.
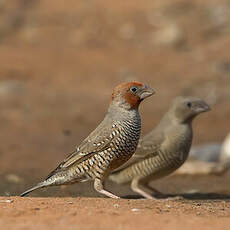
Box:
[20,182,48,197]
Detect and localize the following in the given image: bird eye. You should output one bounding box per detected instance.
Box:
[130,86,138,93]
[187,102,192,108]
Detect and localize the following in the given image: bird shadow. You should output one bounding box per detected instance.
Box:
[122,193,230,200]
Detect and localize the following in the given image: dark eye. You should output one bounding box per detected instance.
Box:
[130,86,138,93]
[187,102,192,108]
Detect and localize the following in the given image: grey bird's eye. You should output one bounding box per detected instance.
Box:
[130,86,138,93]
[187,102,192,108]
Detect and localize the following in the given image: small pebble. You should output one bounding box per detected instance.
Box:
[114,204,119,208]
[131,208,139,212]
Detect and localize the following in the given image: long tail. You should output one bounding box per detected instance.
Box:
[20,181,49,197]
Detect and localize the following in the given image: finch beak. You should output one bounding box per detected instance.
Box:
[196,102,211,113]
[139,85,155,100]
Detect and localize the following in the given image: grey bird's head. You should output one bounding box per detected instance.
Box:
[169,96,211,123]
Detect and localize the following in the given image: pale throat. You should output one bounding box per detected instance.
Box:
[109,96,139,111]
[107,101,140,121]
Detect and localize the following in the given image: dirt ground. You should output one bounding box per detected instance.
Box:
[0,0,230,229]
[1,197,230,230]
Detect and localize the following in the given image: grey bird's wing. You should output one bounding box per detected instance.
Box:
[112,129,165,172]
[136,130,164,156]
[46,119,120,178]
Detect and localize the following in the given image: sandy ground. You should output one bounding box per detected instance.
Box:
[2,173,230,230]
[1,197,230,230]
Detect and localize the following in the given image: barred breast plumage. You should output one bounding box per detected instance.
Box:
[50,114,141,185]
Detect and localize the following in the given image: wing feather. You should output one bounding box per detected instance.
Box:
[46,121,120,179]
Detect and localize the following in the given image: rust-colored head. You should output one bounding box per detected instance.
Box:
[110,82,155,110]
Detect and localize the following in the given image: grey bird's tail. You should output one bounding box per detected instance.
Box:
[20,181,49,197]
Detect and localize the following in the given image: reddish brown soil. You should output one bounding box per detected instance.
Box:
[1,197,230,230]
[0,0,230,229]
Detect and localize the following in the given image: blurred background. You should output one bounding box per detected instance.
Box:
[0,0,230,198]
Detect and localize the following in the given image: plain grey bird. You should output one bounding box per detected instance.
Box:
[109,96,210,199]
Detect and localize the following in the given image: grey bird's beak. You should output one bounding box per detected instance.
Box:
[195,101,211,113]
[139,85,155,100]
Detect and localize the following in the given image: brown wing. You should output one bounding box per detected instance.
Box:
[46,119,120,179]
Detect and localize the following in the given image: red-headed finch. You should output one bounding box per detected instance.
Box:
[20,82,154,198]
